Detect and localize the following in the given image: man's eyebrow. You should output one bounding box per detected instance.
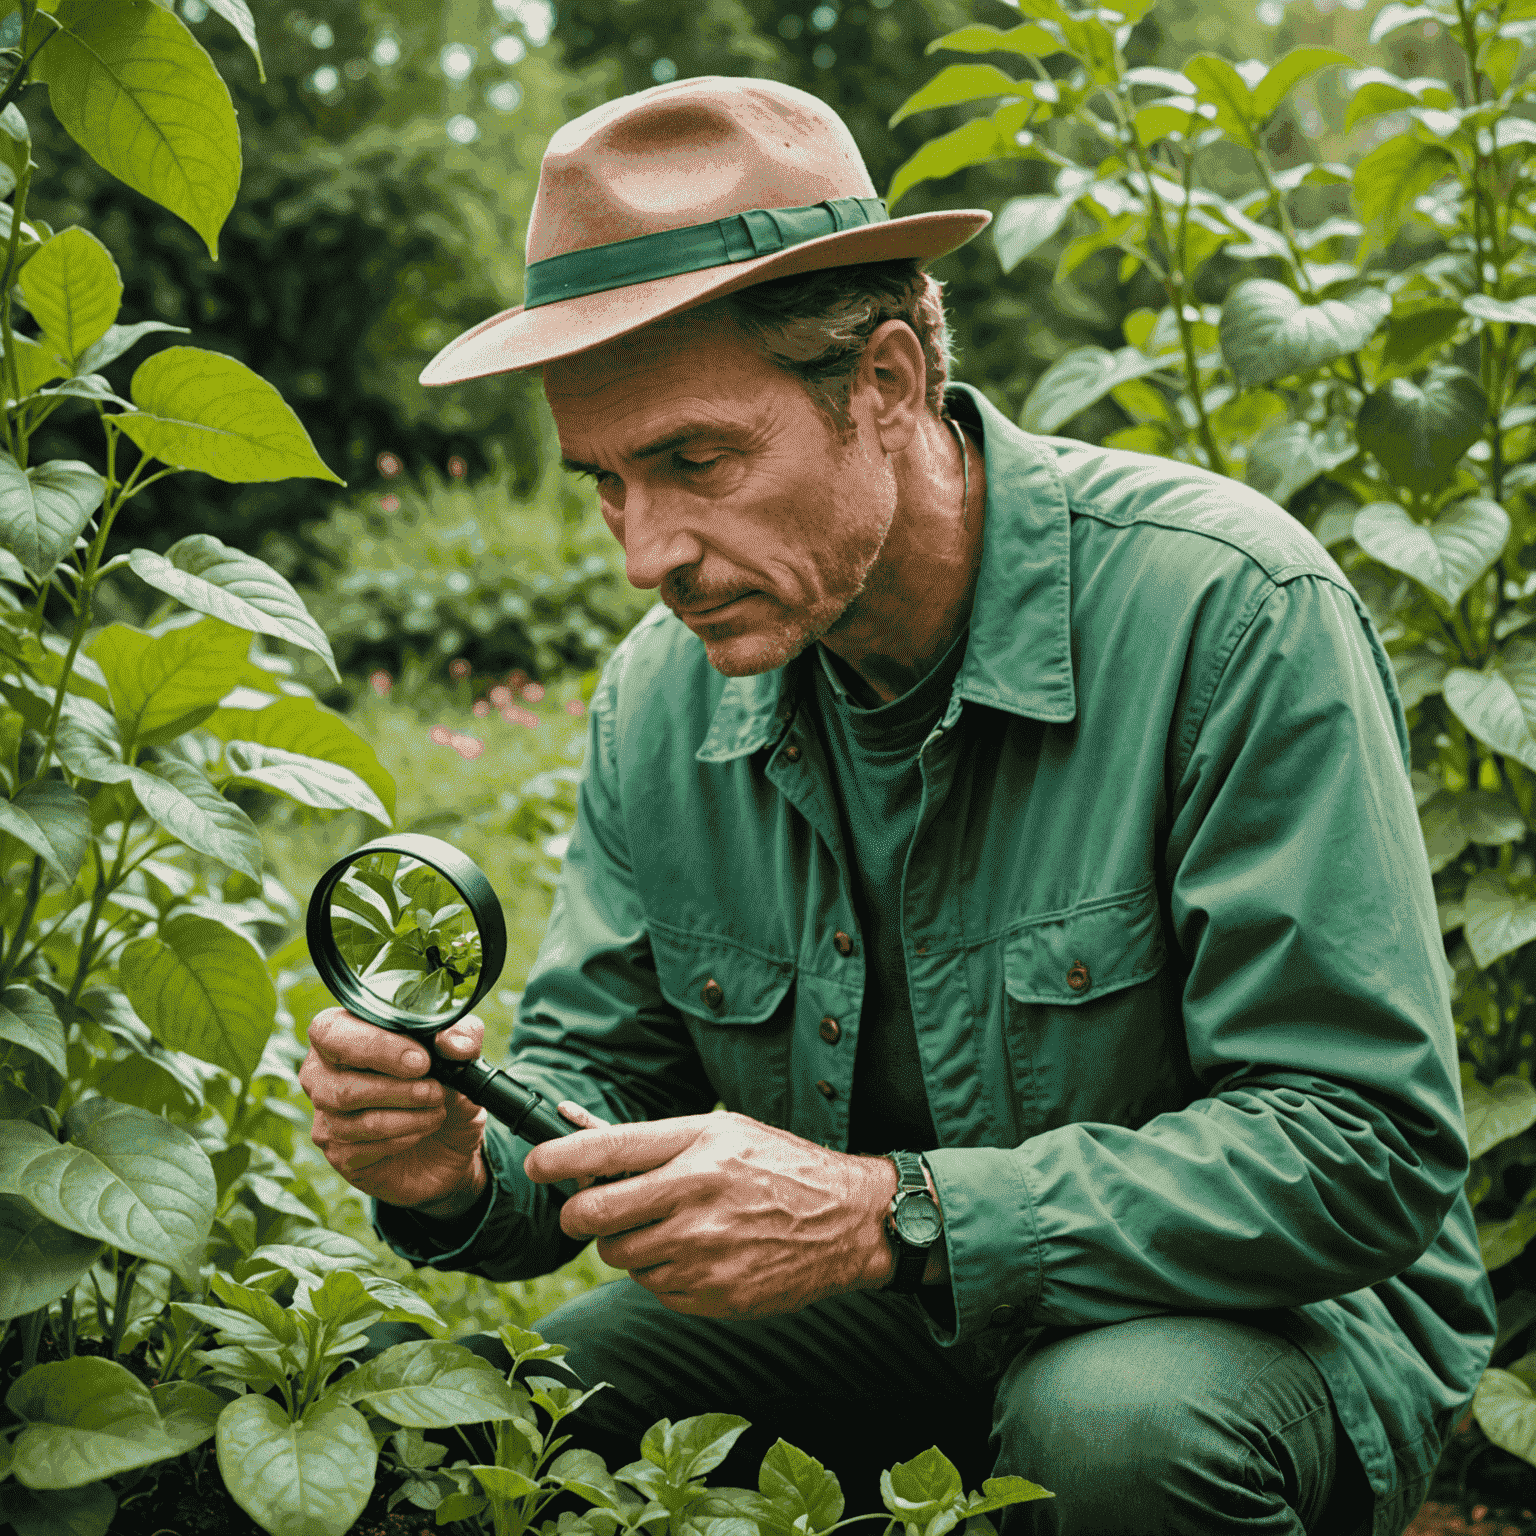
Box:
[560,420,747,477]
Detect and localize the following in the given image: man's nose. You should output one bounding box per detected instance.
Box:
[620,491,704,591]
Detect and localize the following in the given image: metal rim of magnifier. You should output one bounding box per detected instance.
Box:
[306,832,507,1035]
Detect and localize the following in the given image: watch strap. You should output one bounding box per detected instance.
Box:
[885,1150,934,1294]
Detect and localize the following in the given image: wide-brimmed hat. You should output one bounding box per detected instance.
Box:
[418,76,991,385]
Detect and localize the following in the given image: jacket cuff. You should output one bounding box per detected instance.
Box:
[921,1145,1042,1345]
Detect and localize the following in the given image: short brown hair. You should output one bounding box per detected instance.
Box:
[713,259,954,438]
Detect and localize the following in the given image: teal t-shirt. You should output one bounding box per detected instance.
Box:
[809,618,971,1153]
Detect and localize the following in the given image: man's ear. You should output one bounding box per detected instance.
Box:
[855,319,928,455]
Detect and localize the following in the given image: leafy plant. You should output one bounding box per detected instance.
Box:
[892,0,1536,1482]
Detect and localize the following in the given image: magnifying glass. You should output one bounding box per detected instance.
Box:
[306,833,577,1145]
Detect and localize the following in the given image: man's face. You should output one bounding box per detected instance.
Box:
[543,308,898,677]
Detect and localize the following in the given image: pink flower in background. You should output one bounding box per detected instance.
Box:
[521,682,545,703]
[449,658,471,679]
[565,699,585,716]
[448,456,467,478]
[503,706,539,727]
[489,684,512,707]
[508,669,529,690]
[378,452,402,478]
[378,493,401,513]
[472,699,491,717]
[430,725,452,744]
[450,732,484,759]
[369,670,393,698]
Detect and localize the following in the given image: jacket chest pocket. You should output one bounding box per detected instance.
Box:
[649,922,795,1126]
[1001,882,1189,1136]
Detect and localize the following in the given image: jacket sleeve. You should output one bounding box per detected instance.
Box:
[923,571,1472,1343]
[371,640,717,1281]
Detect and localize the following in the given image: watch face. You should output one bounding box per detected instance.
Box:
[895,1193,943,1246]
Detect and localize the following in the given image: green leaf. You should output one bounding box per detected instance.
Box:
[0,779,90,884]
[963,1477,1055,1516]
[926,22,1061,58]
[222,739,390,822]
[653,1415,751,1483]
[118,912,276,1081]
[0,102,30,182]
[34,0,240,260]
[1445,668,1536,777]
[116,347,342,484]
[992,193,1076,273]
[0,1479,115,1536]
[3,334,67,397]
[1182,53,1257,142]
[72,319,188,376]
[1345,80,1430,133]
[756,1440,844,1536]
[329,1340,529,1427]
[1379,304,1464,379]
[881,1447,963,1523]
[1463,1070,1536,1160]
[1465,295,1536,328]
[1475,1367,1536,1463]
[1352,133,1457,243]
[127,534,339,681]
[0,985,67,1079]
[1483,1198,1536,1271]
[1352,498,1509,607]
[1464,868,1536,970]
[202,0,264,82]
[0,1102,214,1284]
[888,64,1025,128]
[1020,345,1170,434]
[1250,47,1355,121]
[1394,647,1449,709]
[217,1395,377,1536]
[886,117,1012,210]
[0,453,106,578]
[0,1195,104,1321]
[1219,280,1389,388]
[88,616,253,746]
[1244,418,1356,507]
[1369,4,1441,43]
[7,1358,219,1489]
[1356,367,1487,492]
[16,228,121,368]
[200,694,396,822]
[472,1463,543,1501]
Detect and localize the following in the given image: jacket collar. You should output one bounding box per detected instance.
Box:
[697,381,1076,764]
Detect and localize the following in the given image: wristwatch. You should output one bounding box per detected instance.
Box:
[884,1150,943,1293]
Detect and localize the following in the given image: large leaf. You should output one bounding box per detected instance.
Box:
[0,1195,103,1321]
[887,116,1014,210]
[127,534,339,681]
[1463,868,1536,970]
[1020,345,1170,433]
[1352,132,1457,242]
[0,453,106,577]
[1245,418,1355,507]
[326,1340,529,1427]
[756,1440,844,1536]
[222,740,390,822]
[118,912,275,1081]
[1182,53,1257,143]
[1356,367,1487,492]
[1465,295,1536,329]
[1444,668,1536,776]
[3,334,68,399]
[1393,647,1449,710]
[7,1357,219,1489]
[117,348,343,484]
[1219,280,1389,388]
[881,1446,964,1525]
[0,985,67,1080]
[1476,1367,1536,1464]
[88,616,253,746]
[1250,47,1355,121]
[201,694,395,822]
[926,22,1061,58]
[0,778,90,884]
[992,193,1077,273]
[1379,304,1464,379]
[202,0,264,81]
[33,0,240,259]
[1352,498,1510,607]
[74,319,189,377]
[0,1479,115,1536]
[1462,1068,1536,1160]
[16,227,121,368]
[888,64,1026,127]
[216,1395,377,1536]
[0,1100,214,1283]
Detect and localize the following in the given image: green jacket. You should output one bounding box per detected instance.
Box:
[375,383,1496,1523]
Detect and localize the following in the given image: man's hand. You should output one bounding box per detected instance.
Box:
[523,1111,900,1318]
[300,1007,488,1216]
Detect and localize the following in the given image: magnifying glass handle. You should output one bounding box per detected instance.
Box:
[430,1053,576,1145]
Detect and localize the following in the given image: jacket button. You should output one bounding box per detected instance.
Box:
[833,931,855,957]
[815,1079,837,1100]
[1066,962,1090,992]
[701,978,725,1009]
[783,743,802,763]
[819,1016,841,1044]
[990,1304,1016,1328]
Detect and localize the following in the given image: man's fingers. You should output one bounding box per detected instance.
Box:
[309,1008,433,1078]
[559,1168,678,1240]
[523,1116,709,1184]
[432,1017,485,1060]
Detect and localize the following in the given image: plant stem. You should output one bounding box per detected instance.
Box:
[0,852,42,985]
[18,1303,45,1371]
[0,9,58,121]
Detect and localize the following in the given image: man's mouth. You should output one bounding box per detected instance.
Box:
[678,592,753,617]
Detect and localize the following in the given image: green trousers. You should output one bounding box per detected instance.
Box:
[375,1280,1413,1536]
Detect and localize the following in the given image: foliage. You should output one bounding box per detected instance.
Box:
[894,0,1536,1479]
[294,458,653,686]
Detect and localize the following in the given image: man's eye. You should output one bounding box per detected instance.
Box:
[678,455,721,473]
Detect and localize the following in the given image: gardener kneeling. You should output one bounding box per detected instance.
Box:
[299,76,1495,1536]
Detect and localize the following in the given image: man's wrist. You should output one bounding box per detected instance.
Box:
[410,1152,490,1222]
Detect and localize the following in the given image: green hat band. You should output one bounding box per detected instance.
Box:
[522,195,889,310]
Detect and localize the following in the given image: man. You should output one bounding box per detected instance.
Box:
[300,76,1496,1534]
